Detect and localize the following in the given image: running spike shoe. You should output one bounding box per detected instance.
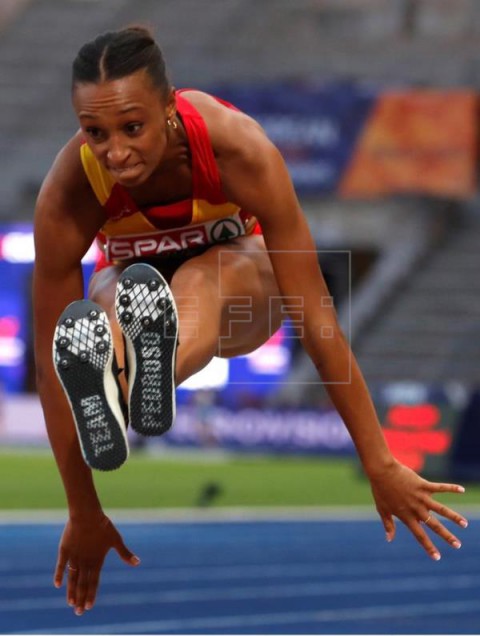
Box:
[53,299,129,471]
[115,263,179,436]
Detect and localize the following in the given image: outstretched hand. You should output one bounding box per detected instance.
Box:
[54,513,140,615]
[369,459,468,560]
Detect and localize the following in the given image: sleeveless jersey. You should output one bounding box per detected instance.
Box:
[80,90,261,266]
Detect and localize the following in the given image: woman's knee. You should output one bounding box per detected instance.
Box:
[88,266,121,314]
[170,262,224,336]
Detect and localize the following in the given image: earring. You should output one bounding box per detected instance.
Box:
[167,117,178,130]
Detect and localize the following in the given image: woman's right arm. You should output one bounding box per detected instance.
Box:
[33,135,139,615]
[34,134,105,519]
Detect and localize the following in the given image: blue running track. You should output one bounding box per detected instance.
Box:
[0,515,479,634]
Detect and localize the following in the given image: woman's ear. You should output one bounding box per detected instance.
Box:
[166,86,177,120]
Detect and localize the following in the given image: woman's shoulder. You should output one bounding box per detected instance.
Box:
[37,130,100,210]
[49,130,87,179]
[178,89,269,161]
[175,88,224,108]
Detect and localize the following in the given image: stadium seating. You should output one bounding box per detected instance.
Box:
[355,202,480,384]
[0,0,479,387]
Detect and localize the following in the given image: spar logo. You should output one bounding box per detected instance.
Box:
[210,219,243,242]
[106,217,246,260]
[107,228,208,260]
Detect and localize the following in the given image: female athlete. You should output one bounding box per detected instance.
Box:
[32,26,467,615]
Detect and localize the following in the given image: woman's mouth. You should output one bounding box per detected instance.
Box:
[109,163,142,180]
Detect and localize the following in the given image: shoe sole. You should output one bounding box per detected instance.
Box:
[115,264,179,436]
[53,299,129,471]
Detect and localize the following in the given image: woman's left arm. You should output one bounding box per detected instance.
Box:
[216,114,468,559]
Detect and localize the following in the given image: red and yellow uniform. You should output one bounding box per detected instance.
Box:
[80,91,261,270]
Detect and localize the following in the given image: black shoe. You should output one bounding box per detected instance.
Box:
[115,263,179,436]
[53,299,129,471]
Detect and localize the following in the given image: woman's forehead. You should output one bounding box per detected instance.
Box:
[73,72,164,113]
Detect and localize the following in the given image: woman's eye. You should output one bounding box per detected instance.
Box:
[85,127,103,141]
[126,122,143,135]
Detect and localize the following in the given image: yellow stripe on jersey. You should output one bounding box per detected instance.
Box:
[102,213,158,236]
[192,199,240,224]
[80,144,116,205]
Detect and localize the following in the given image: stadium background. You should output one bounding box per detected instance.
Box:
[0,1,480,634]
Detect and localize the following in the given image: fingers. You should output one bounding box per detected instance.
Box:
[429,500,469,529]
[73,568,89,616]
[85,570,100,611]
[66,563,79,608]
[64,536,138,616]
[408,519,441,561]
[422,514,462,551]
[65,565,100,615]
[411,504,468,560]
[114,536,141,566]
[381,513,396,543]
[415,480,469,558]
[54,547,68,589]
[425,481,465,495]
[54,544,94,614]
[374,469,468,561]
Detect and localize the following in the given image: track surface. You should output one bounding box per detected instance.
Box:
[0,516,478,634]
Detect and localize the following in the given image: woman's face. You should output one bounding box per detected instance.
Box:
[73,69,174,187]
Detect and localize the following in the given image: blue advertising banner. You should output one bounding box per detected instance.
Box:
[212,83,477,198]
[158,405,354,455]
[213,81,377,193]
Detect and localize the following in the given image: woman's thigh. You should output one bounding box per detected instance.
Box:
[87,263,123,307]
[87,235,283,384]
[171,234,282,357]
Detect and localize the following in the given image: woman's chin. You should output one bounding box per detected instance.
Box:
[110,164,146,186]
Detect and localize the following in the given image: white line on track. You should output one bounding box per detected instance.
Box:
[1,573,480,613]
[0,557,477,590]
[0,506,378,524]
[20,599,480,634]
[0,505,479,524]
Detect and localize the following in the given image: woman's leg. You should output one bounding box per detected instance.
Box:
[88,234,282,390]
[170,235,282,385]
[88,264,129,399]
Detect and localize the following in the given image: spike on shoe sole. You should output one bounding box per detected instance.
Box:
[53,299,129,471]
[115,264,179,436]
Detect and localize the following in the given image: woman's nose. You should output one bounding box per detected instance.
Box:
[106,139,131,166]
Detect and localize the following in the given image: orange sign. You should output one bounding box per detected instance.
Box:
[340,91,477,198]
